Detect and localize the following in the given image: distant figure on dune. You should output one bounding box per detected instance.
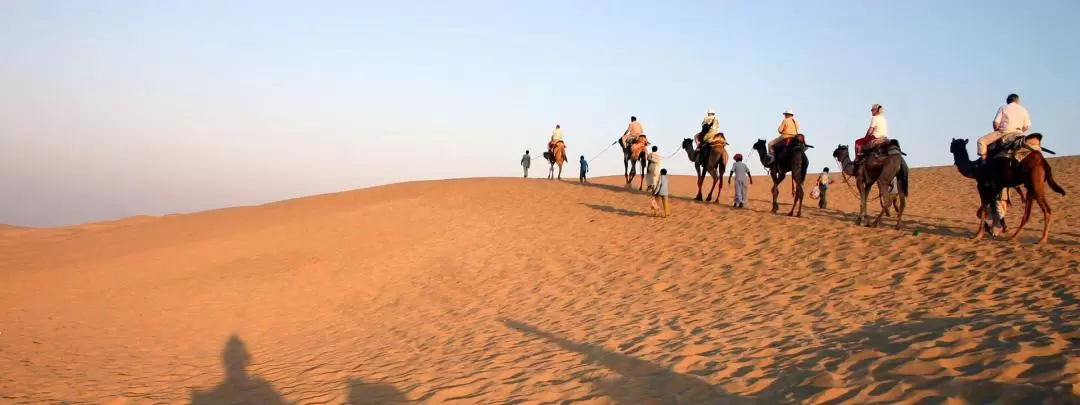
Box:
[728,153,751,208]
[521,150,531,178]
[579,155,589,183]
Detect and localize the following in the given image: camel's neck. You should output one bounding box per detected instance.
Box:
[837,154,855,175]
[753,146,769,166]
[683,145,696,161]
[951,150,976,179]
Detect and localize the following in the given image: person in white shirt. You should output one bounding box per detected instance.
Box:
[854,104,889,165]
[977,93,1031,161]
[548,124,565,155]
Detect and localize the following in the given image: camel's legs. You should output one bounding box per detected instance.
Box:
[894,190,906,230]
[872,179,892,227]
[771,172,785,213]
[695,163,705,201]
[1008,189,1035,243]
[857,180,872,226]
[973,201,991,240]
[789,180,804,217]
[705,168,720,202]
[639,159,647,191]
[1035,194,1053,244]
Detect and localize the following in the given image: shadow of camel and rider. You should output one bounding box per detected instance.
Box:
[500,317,1080,404]
[190,334,407,405]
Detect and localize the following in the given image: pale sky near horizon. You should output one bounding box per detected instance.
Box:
[2,0,1078,227]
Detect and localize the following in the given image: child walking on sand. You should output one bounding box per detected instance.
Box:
[650,168,670,217]
[728,154,751,208]
[579,155,589,183]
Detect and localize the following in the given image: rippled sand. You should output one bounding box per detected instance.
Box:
[2,157,1079,404]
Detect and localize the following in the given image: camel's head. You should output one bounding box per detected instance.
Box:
[682,138,694,149]
[949,138,969,154]
[832,145,850,160]
[752,139,767,150]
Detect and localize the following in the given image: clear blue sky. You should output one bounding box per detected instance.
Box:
[2,0,1077,226]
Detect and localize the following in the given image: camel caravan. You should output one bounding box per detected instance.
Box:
[531,94,1065,244]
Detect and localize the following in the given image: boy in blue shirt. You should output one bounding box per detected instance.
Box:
[579,155,589,183]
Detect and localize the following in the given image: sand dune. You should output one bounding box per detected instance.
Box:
[2,157,1080,404]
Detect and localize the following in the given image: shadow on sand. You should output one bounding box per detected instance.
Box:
[501,317,1079,404]
[190,334,407,404]
[582,203,647,217]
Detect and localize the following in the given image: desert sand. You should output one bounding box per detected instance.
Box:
[2,157,1079,404]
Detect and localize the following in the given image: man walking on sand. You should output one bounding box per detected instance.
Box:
[521,150,531,178]
[817,167,834,209]
[728,153,751,208]
[579,155,589,183]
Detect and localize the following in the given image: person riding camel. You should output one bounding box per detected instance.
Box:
[854,104,890,166]
[699,108,723,144]
[977,93,1031,166]
[618,116,644,147]
[766,108,800,165]
[549,124,565,155]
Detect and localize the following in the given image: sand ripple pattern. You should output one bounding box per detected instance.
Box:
[2,158,1080,404]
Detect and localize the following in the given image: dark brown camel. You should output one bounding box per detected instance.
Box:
[681,137,728,202]
[543,141,567,180]
[752,135,811,217]
[832,142,909,229]
[949,136,1065,244]
[619,135,649,190]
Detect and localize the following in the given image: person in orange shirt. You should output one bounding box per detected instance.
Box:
[618,116,644,147]
[766,109,799,165]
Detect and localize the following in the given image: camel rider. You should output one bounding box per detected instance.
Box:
[549,124,565,154]
[854,104,889,165]
[699,108,726,147]
[618,116,644,147]
[766,108,800,165]
[977,93,1031,165]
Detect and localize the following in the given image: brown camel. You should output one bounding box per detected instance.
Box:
[949,136,1065,244]
[543,141,567,180]
[832,142,909,229]
[752,135,811,217]
[681,136,728,202]
[619,134,649,190]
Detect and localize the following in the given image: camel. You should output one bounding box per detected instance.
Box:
[832,142,909,229]
[949,136,1065,244]
[543,141,567,180]
[681,137,727,202]
[619,135,649,191]
[752,135,811,217]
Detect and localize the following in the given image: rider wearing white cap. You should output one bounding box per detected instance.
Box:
[767,108,800,164]
[701,108,721,144]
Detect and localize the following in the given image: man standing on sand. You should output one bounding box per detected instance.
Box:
[521,150,531,178]
[646,145,662,191]
[728,153,752,208]
[579,155,589,183]
[816,167,834,209]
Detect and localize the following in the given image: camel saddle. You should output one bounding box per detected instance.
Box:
[627,134,650,156]
[695,133,729,163]
[862,139,905,160]
[988,134,1043,163]
[773,136,811,163]
[548,139,565,152]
